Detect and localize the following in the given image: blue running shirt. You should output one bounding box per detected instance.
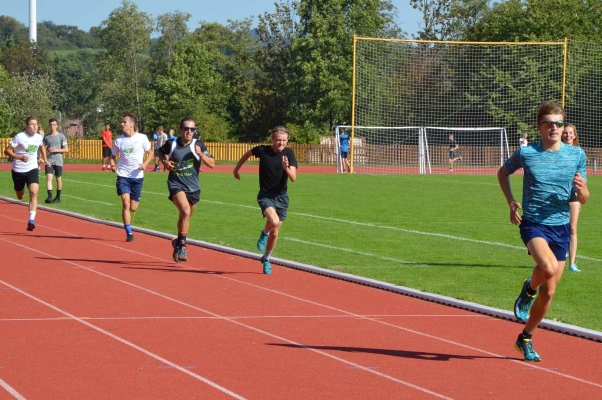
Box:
[504,142,586,226]
[339,134,350,152]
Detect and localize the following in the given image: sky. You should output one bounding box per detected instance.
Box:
[2,0,422,38]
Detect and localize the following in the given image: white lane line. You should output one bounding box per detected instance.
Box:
[3,222,602,391]
[0,378,26,400]
[59,179,602,263]
[60,195,114,206]
[0,237,453,399]
[0,278,246,399]
[1,314,485,322]
[284,237,430,267]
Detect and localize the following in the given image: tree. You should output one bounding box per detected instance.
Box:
[410,0,490,41]
[154,11,191,68]
[96,0,154,129]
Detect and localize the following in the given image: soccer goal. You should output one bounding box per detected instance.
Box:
[336,125,509,174]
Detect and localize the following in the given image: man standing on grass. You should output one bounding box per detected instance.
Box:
[338,128,351,173]
[43,118,69,204]
[233,126,297,274]
[498,101,589,362]
[3,116,49,231]
[109,113,152,242]
[101,124,113,171]
[159,116,215,262]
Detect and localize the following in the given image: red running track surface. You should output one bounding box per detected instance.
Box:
[0,199,601,399]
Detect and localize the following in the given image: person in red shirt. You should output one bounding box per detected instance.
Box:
[101,124,113,171]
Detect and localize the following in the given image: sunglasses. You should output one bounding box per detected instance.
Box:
[539,120,566,127]
[182,127,196,132]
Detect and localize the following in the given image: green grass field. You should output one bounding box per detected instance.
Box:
[1,170,600,331]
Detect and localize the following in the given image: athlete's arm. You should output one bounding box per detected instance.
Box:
[233,150,253,180]
[139,147,153,170]
[497,166,521,225]
[196,145,215,169]
[4,144,22,160]
[282,156,296,182]
[573,172,590,204]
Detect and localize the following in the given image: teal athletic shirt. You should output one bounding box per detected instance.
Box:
[504,142,587,226]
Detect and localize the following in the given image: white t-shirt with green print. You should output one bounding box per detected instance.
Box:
[112,132,151,179]
[9,131,44,173]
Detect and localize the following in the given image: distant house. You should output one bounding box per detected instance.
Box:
[64,120,84,137]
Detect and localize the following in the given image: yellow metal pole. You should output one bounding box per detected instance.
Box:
[562,37,568,107]
[350,34,357,174]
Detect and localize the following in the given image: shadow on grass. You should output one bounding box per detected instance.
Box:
[268,343,518,362]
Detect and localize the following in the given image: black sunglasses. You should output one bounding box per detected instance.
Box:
[182,127,196,132]
[539,120,566,127]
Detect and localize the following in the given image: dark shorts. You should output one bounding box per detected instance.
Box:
[45,164,63,177]
[520,219,570,262]
[449,151,456,159]
[168,189,201,205]
[116,176,144,202]
[12,169,39,191]
[154,148,160,157]
[258,193,289,221]
[569,191,578,203]
[102,147,111,158]
[340,150,349,159]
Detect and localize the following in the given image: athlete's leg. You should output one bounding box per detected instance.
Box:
[568,202,581,267]
[121,193,132,225]
[172,191,193,233]
[263,207,282,252]
[28,183,39,212]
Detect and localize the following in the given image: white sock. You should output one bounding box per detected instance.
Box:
[262,251,272,261]
[262,228,270,236]
[29,211,36,220]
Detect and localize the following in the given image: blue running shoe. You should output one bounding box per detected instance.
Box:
[179,246,188,262]
[261,258,272,275]
[515,338,541,362]
[172,239,181,263]
[514,278,537,323]
[27,220,35,231]
[257,230,269,252]
[568,264,581,272]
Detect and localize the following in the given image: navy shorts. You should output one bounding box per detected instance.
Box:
[449,151,457,159]
[340,151,349,159]
[12,169,39,191]
[116,176,144,202]
[258,193,289,221]
[520,219,570,262]
[102,147,111,158]
[45,164,63,177]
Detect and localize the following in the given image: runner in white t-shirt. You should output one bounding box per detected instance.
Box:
[3,116,49,231]
[109,113,152,242]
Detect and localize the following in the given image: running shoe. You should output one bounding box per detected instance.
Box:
[257,230,269,252]
[126,233,134,242]
[45,196,53,204]
[515,337,541,362]
[52,198,61,203]
[514,278,537,323]
[568,264,581,272]
[179,246,188,262]
[261,258,272,275]
[172,239,181,263]
[27,220,35,231]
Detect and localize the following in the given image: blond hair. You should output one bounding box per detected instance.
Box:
[564,124,579,146]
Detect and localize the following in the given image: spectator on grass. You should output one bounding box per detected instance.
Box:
[233,126,297,275]
[153,126,168,171]
[109,113,152,242]
[448,134,462,172]
[4,116,49,231]
[498,101,588,362]
[562,123,583,273]
[158,116,215,262]
[101,124,113,171]
[43,118,69,204]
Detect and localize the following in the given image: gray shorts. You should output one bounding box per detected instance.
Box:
[257,193,289,221]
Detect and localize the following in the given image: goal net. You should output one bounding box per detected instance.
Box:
[352,38,566,174]
[335,125,509,174]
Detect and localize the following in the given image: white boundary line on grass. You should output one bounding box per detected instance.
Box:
[56,179,602,263]
[1,195,600,344]
[0,377,26,400]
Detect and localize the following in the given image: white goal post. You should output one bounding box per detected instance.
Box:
[335,125,510,175]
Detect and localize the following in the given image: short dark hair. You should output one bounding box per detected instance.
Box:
[49,118,58,124]
[179,116,195,129]
[537,101,564,124]
[123,112,138,127]
[25,116,38,125]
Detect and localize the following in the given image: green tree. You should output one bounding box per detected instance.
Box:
[96,0,154,129]
[154,11,191,68]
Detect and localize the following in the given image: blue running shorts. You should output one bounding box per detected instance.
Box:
[519,219,570,262]
[116,176,144,202]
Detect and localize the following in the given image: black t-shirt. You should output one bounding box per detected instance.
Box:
[251,145,298,196]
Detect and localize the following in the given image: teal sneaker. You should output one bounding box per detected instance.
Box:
[515,338,541,362]
[568,264,581,272]
[171,239,181,263]
[514,278,537,323]
[179,246,188,262]
[261,258,272,275]
[257,230,269,252]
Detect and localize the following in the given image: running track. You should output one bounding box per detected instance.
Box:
[1,199,601,399]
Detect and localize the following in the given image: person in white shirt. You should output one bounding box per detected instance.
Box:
[3,116,49,231]
[109,113,152,242]
[519,132,528,147]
